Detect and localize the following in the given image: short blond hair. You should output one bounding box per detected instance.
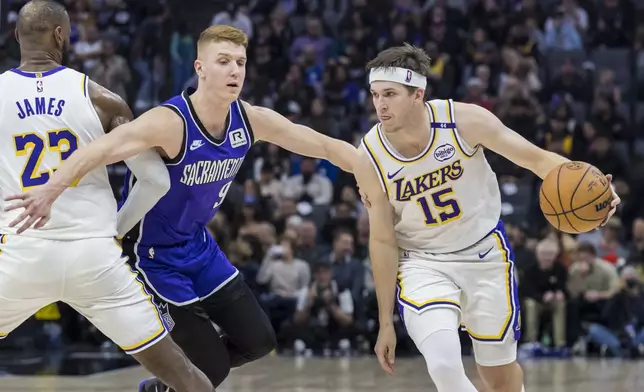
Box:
[198,25,248,49]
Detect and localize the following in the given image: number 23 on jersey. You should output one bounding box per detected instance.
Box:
[13,128,79,190]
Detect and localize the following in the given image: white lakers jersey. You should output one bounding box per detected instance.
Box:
[362,99,501,254]
[0,66,117,240]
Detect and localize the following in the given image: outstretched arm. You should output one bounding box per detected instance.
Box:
[4,105,182,233]
[455,102,619,222]
[85,83,171,238]
[454,102,569,180]
[45,106,181,193]
[245,102,358,173]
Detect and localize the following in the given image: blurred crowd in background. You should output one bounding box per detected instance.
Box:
[2,0,644,360]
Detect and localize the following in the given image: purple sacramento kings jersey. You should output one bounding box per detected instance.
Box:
[120,88,253,305]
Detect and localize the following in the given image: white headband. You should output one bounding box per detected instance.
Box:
[369,67,427,89]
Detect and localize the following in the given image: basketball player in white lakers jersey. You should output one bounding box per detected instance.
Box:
[355,44,620,392]
[0,2,212,391]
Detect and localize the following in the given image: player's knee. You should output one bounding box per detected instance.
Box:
[424,354,465,379]
[245,323,277,361]
[418,329,467,380]
[478,361,523,392]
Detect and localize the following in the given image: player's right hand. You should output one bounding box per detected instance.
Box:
[374,323,396,375]
[3,185,60,234]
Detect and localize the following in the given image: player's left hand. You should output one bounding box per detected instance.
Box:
[600,174,620,226]
[3,185,61,234]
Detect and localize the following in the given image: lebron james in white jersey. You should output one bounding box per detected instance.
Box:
[356,44,620,392]
[0,2,215,390]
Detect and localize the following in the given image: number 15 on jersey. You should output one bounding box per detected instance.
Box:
[416,187,462,226]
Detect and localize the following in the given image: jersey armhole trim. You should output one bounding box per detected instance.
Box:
[361,138,390,197]
[160,104,187,166]
[236,100,255,145]
[82,74,88,96]
[448,99,480,158]
[82,75,106,133]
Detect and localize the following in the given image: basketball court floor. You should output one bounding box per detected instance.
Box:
[0,355,642,392]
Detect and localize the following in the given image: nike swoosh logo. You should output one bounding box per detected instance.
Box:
[478,247,493,259]
[190,141,205,151]
[387,167,403,179]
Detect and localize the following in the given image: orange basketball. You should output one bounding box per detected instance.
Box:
[539,162,613,234]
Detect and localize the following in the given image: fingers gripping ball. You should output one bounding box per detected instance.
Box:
[539,162,613,234]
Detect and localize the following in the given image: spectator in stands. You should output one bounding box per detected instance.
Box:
[292,263,354,355]
[508,223,537,283]
[89,38,130,102]
[586,267,644,357]
[282,157,334,206]
[290,16,334,66]
[539,101,575,156]
[544,6,583,51]
[228,239,260,295]
[257,163,282,206]
[522,240,568,349]
[131,3,168,112]
[584,134,629,183]
[321,230,364,302]
[547,59,589,102]
[258,238,311,338]
[576,217,628,263]
[294,219,328,263]
[595,69,622,104]
[74,23,102,73]
[586,95,629,143]
[462,77,493,111]
[561,0,588,34]
[495,75,543,141]
[567,242,620,346]
[170,21,195,95]
[211,3,253,39]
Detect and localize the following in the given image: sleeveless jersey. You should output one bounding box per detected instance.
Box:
[361,99,501,254]
[0,66,117,240]
[120,88,254,247]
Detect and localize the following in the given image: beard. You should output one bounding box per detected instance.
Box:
[60,41,70,66]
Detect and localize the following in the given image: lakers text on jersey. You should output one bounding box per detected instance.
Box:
[361,99,520,350]
[361,98,501,254]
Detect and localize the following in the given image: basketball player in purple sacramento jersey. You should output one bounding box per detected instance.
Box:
[6,25,359,391]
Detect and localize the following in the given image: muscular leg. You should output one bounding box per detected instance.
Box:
[132,335,214,392]
[200,275,277,367]
[151,276,276,390]
[403,307,478,392]
[167,302,231,388]
[63,238,213,392]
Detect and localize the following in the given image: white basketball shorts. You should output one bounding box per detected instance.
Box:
[396,221,521,350]
[0,234,167,354]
